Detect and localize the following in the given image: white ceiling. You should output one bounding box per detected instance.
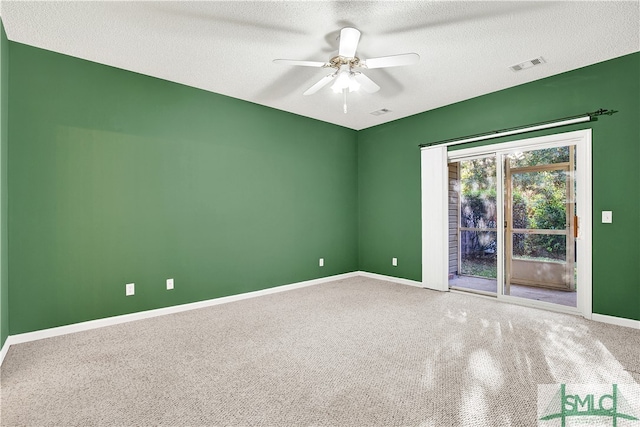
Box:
[1,1,639,130]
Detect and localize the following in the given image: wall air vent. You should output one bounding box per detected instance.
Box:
[510,57,546,72]
[370,108,391,116]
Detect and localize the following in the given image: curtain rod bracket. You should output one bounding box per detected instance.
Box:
[590,108,618,117]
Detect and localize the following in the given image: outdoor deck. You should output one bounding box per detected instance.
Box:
[449,275,577,307]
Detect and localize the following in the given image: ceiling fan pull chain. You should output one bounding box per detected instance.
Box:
[343,88,348,114]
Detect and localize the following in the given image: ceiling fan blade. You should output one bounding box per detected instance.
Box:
[363,53,420,69]
[273,59,327,67]
[338,27,361,58]
[353,73,380,94]
[303,75,335,95]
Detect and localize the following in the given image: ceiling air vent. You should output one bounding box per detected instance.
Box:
[510,57,545,72]
[370,108,391,116]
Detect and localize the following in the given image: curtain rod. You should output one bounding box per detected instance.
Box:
[418,109,617,148]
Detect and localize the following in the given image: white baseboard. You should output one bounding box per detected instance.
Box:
[357,271,423,288]
[591,313,640,329]
[2,271,638,367]
[0,338,9,366]
[4,272,359,350]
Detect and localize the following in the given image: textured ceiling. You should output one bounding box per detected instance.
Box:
[1,1,639,130]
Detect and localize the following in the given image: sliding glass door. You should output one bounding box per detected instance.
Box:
[442,130,592,316]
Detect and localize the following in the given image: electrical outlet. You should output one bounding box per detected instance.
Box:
[166,278,174,290]
[392,257,398,266]
[125,283,135,296]
[319,258,324,267]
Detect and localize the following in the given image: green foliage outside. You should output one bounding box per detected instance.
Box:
[459,147,572,278]
[460,256,497,278]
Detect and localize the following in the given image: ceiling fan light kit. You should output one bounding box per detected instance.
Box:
[331,65,360,93]
[274,27,419,114]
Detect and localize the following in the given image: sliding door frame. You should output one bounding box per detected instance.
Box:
[427,129,592,319]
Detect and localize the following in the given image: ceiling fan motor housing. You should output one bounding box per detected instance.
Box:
[328,56,362,69]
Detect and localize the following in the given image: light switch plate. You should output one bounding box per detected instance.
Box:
[125,283,135,296]
[166,278,174,290]
[392,257,398,266]
[602,211,612,223]
[319,258,324,267]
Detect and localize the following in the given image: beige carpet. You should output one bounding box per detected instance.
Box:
[1,276,638,426]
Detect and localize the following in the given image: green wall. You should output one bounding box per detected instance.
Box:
[8,42,358,334]
[0,21,8,347]
[358,52,640,321]
[4,39,639,337]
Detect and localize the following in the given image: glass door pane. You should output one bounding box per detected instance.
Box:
[448,156,497,295]
[504,145,576,307]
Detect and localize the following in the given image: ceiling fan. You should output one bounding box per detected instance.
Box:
[273,27,419,113]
